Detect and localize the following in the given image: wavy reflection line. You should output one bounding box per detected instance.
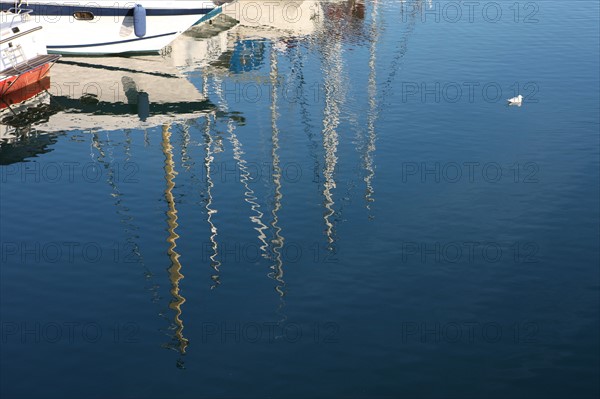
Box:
[364,0,379,216]
[230,122,270,257]
[144,127,150,147]
[268,45,285,301]
[161,124,189,356]
[177,119,208,213]
[320,33,344,250]
[120,133,161,303]
[380,0,419,106]
[212,74,270,257]
[124,130,133,161]
[180,123,193,172]
[291,42,321,188]
[201,71,209,98]
[90,132,162,325]
[202,112,221,289]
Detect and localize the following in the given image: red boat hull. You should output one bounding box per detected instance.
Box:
[0,76,51,110]
[0,63,52,96]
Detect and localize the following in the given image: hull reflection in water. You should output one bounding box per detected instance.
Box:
[0,56,227,173]
[0,77,61,164]
[1,77,52,134]
[37,56,216,132]
[0,55,219,163]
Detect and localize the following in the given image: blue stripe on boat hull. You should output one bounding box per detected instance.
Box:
[0,3,212,17]
[194,5,222,25]
[47,32,177,50]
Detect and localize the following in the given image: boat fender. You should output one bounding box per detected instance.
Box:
[137,92,150,121]
[133,5,146,38]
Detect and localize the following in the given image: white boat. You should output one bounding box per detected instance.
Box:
[0,8,60,95]
[0,0,220,54]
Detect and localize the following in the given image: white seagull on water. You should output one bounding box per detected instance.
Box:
[507,95,524,105]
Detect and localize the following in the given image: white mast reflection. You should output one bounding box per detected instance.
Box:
[89,131,162,352]
[211,72,270,258]
[364,0,379,217]
[268,44,286,301]
[203,115,221,289]
[199,71,222,289]
[320,16,346,251]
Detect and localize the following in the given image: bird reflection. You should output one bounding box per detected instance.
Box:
[161,124,189,362]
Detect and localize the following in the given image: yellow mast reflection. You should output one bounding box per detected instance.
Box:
[161,123,189,356]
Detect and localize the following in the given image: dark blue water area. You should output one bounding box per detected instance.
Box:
[0,1,598,398]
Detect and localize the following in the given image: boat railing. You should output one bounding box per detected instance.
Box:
[6,7,33,27]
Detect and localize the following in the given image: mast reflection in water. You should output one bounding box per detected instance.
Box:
[2,2,598,398]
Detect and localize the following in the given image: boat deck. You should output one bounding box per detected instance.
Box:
[0,54,61,77]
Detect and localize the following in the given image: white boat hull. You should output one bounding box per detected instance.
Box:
[0,1,217,54]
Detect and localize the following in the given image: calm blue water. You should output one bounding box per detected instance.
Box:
[1,1,599,398]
